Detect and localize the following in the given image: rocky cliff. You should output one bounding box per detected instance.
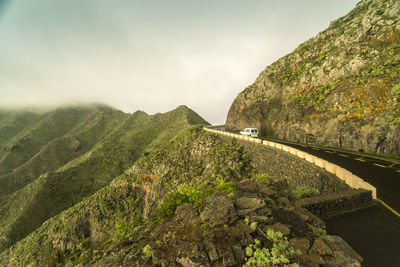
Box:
[226,0,400,156]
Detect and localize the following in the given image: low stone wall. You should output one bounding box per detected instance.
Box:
[204,126,377,199]
[296,189,373,216]
[236,138,349,194]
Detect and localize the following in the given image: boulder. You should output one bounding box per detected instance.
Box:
[309,235,362,266]
[200,196,236,228]
[235,197,265,210]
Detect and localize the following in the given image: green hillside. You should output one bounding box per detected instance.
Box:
[0,127,361,267]
[0,127,257,266]
[0,106,107,178]
[0,105,128,197]
[0,104,209,252]
[0,110,44,147]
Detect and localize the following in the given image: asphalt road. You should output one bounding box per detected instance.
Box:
[265,138,400,266]
[325,204,400,267]
[272,140,400,212]
[220,128,400,212]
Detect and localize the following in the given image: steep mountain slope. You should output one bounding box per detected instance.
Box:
[0,105,208,252]
[0,106,104,179]
[226,0,400,156]
[0,105,128,197]
[0,110,44,147]
[0,128,362,266]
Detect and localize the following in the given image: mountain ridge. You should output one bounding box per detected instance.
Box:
[0,104,209,252]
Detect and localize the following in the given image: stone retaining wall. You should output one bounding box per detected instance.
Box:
[296,189,373,216]
[236,138,350,194]
[204,126,377,199]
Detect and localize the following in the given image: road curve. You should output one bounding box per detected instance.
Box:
[217,127,400,266]
[269,139,400,213]
[266,138,400,266]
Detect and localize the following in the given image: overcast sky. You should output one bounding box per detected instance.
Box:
[0,0,360,124]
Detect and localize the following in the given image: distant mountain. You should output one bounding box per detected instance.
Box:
[226,0,400,156]
[0,105,123,196]
[0,104,209,252]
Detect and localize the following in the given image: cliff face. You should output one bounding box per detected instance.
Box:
[226,0,400,156]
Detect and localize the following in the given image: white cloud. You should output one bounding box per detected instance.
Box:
[0,0,360,124]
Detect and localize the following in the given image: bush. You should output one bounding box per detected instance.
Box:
[202,221,210,231]
[244,229,301,267]
[142,245,153,258]
[253,173,268,180]
[214,176,237,193]
[387,115,400,128]
[392,83,400,97]
[314,227,327,237]
[158,178,239,220]
[158,184,207,219]
[292,187,320,200]
[111,213,142,241]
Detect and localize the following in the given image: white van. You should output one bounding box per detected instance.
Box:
[240,128,258,137]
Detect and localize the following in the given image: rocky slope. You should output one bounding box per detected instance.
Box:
[0,128,362,266]
[0,104,208,252]
[226,0,400,156]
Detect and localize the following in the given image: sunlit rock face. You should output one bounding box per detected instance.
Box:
[227,0,400,156]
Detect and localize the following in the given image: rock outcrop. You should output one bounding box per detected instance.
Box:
[226,0,400,156]
[102,179,362,267]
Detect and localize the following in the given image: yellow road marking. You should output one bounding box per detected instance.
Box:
[324,150,335,153]
[338,153,349,157]
[373,163,387,168]
[377,198,400,219]
[397,170,400,173]
[388,163,397,168]
[355,157,366,162]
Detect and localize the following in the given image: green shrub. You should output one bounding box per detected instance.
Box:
[292,187,320,200]
[244,229,301,267]
[391,83,400,97]
[253,173,268,180]
[214,176,237,193]
[314,227,327,237]
[387,115,400,128]
[158,184,207,219]
[250,222,258,230]
[266,216,275,225]
[108,208,143,243]
[158,177,240,220]
[202,221,210,231]
[142,244,153,258]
